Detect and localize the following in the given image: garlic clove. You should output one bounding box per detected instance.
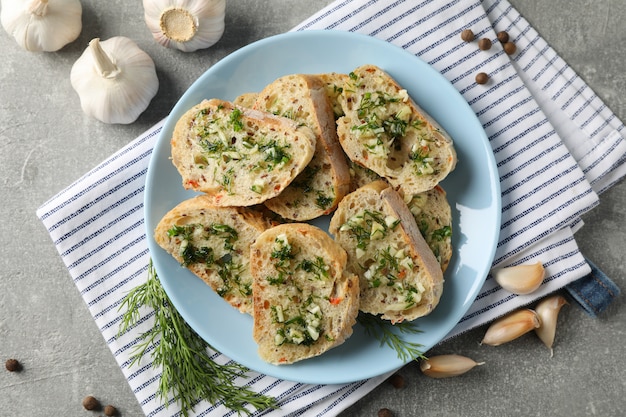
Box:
[70,37,159,125]
[481,308,541,346]
[1,0,82,52]
[534,294,568,356]
[491,261,545,295]
[143,0,226,52]
[420,354,484,378]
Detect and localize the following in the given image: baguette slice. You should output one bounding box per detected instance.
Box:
[233,92,258,108]
[254,74,351,220]
[171,98,317,206]
[316,72,350,119]
[347,158,383,192]
[329,180,444,323]
[337,65,457,195]
[154,195,272,314]
[405,185,453,273]
[251,223,359,365]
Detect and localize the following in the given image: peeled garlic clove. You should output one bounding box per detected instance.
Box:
[1,0,82,52]
[491,261,545,295]
[534,294,568,355]
[420,354,484,378]
[143,0,226,52]
[71,37,159,125]
[481,308,541,346]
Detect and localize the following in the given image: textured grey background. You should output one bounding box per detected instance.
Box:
[1,1,624,416]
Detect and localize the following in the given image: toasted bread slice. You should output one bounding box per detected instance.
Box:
[405,185,453,273]
[154,195,272,314]
[253,74,351,220]
[233,92,258,108]
[328,180,444,323]
[337,65,457,195]
[347,158,383,192]
[170,98,316,206]
[250,223,359,364]
[316,72,350,119]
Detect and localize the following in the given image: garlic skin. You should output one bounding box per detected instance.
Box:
[492,261,545,295]
[420,354,484,378]
[71,37,159,125]
[143,0,226,52]
[481,308,541,346]
[534,294,568,356]
[1,0,82,52]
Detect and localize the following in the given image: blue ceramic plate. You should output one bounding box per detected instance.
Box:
[144,30,501,385]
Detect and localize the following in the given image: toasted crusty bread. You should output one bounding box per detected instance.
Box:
[328,180,444,323]
[233,92,258,108]
[347,158,383,192]
[253,74,351,220]
[250,223,360,365]
[346,161,453,273]
[170,98,317,206]
[405,185,453,273]
[336,65,457,195]
[316,72,350,119]
[154,195,272,314]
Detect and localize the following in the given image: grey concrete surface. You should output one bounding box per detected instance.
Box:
[1,1,624,416]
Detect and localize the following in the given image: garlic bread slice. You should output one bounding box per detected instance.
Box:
[329,180,444,323]
[250,223,359,364]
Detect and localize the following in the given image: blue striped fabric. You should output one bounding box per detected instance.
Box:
[36,0,626,416]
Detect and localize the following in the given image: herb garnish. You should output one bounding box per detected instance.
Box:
[118,261,278,416]
[230,108,244,132]
[432,225,452,241]
[297,256,330,280]
[357,313,426,362]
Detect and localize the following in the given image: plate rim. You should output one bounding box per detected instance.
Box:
[144,29,501,384]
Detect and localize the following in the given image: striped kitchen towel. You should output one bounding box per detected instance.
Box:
[37,0,625,416]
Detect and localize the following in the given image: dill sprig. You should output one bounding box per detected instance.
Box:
[118,261,278,416]
[357,313,427,362]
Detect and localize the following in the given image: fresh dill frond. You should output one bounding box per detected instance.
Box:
[358,313,427,362]
[118,261,278,416]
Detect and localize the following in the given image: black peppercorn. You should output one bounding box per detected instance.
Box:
[475,72,490,85]
[5,358,21,372]
[503,41,517,55]
[461,29,475,42]
[378,408,394,417]
[497,30,509,43]
[388,373,405,389]
[478,37,492,50]
[104,404,118,416]
[82,395,101,411]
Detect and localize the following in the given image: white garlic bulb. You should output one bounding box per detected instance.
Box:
[70,37,159,125]
[0,0,82,52]
[143,0,226,52]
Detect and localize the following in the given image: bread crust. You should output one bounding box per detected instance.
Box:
[406,185,453,273]
[171,98,317,206]
[336,65,457,195]
[329,180,444,323]
[232,92,259,108]
[254,74,351,220]
[250,223,359,364]
[154,195,271,314]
